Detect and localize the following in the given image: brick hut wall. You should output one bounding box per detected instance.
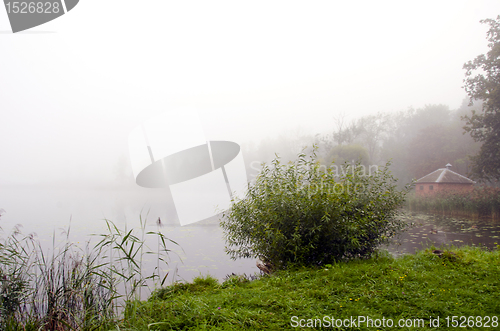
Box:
[416,183,474,196]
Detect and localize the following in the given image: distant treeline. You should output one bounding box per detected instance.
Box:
[243,99,483,188]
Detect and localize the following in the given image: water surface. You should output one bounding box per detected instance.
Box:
[387,212,500,256]
[1,187,498,287]
[0,187,257,287]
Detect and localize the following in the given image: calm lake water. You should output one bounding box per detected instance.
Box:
[0,187,257,288]
[1,187,499,290]
[387,213,500,256]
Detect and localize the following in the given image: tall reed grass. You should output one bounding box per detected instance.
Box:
[0,213,178,330]
[406,187,500,219]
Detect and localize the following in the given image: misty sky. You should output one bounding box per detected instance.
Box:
[0,0,499,187]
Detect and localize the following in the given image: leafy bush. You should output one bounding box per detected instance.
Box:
[221,148,410,270]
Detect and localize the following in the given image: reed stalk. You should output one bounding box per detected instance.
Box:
[405,187,500,219]
[0,212,179,330]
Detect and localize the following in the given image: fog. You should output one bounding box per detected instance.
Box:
[0,0,498,284]
[0,0,498,189]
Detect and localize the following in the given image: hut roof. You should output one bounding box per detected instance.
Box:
[416,167,475,184]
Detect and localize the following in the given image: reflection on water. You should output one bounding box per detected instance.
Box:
[387,212,500,256]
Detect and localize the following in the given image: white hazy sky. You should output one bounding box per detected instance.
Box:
[0,0,499,186]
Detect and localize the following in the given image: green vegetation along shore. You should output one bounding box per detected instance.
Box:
[118,245,499,330]
[406,188,500,219]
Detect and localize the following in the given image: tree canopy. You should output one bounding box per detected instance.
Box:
[463,16,500,182]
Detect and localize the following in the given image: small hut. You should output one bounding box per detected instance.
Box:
[415,164,475,196]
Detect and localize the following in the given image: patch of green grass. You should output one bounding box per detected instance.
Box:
[119,246,500,330]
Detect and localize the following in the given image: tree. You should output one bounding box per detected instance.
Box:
[331,112,362,147]
[322,144,369,166]
[407,124,450,179]
[462,16,500,182]
[406,121,476,179]
[356,112,390,163]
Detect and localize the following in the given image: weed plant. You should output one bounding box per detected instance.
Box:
[0,213,178,330]
[407,187,500,218]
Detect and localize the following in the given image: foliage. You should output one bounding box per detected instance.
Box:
[309,104,479,188]
[244,103,480,190]
[355,112,390,163]
[407,187,500,218]
[406,117,479,180]
[0,225,112,330]
[462,16,500,182]
[329,112,363,147]
[407,124,451,178]
[0,216,178,330]
[120,246,500,330]
[0,227,30,325]
[321,144,369,166]
[149,275,220,302]
[221,148,411,270]
[93,216,177,304]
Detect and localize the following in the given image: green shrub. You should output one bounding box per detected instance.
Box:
[221,147,410,270]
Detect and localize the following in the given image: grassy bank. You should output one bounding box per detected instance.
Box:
[405,187,500,219]
[118,245,500,330]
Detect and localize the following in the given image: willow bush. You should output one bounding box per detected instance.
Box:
[221,148,411,270]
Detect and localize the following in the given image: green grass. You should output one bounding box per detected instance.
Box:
[118,246,500,330]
